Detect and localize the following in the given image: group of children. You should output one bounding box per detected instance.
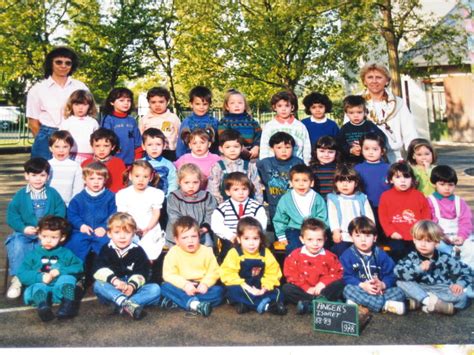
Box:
[4,84,473,323]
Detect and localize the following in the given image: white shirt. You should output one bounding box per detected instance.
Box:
[48,157,83,206]
[26,76,88,128]
[292,189,316,218]
[60,115,99,154]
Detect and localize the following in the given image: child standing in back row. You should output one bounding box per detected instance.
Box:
[407,138,437,196]
[301,92,339,145]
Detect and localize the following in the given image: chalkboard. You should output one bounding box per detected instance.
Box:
[312,299,359,336]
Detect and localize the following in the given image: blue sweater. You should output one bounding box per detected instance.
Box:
[354,161,390,207]
[101,114,141,165]
[67,189,117,232]
[301,117,340,146]
[175,113,219,158]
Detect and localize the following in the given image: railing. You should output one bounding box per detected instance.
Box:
[0,114,34,147]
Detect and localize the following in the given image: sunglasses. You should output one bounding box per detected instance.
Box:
[53,60,73,66]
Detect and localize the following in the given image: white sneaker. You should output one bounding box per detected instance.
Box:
[383,300,406,315]
[7,276,22,299]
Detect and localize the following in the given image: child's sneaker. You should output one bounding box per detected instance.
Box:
[383,300,406,315]
[407,298,421,311]
[122,300,145,320]
[267,301,287,316]
[37,302,55,322]
[296,300,312,315]
[7,276,22,299]
[235,302,250,314]
[425,293,455,315]
[56,299,78,319]
[195,302,212,317]
[160,297,178,310]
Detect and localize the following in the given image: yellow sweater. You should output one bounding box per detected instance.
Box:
[163,245,220,289]
[219,247,282,290]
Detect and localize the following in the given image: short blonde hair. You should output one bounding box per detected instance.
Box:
[107,212,137,233]
[177,163,203,183]
[411,220,443,243]
[82,161,109,180]
[360,63,391,84]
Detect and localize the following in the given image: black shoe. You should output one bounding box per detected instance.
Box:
[296,300,312,315]
[267,301,287,316]
[37,302,55,322]
[57,299,78,319]
[236,302,250,314]
[195,302,212,317]
[122,300,145,320]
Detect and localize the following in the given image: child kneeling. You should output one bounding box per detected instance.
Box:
[395,220,471,314]
[17,216,83,322]
[340,216,406,315]
[220,217,287,315]
[93,212,161,320]
[161,216,224,317]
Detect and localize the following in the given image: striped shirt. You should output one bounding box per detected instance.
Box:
[311,162,336,198]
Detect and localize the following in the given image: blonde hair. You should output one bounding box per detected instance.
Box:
[64,90,98,118]
[177,163,203,183]
[107,212,137,233]
[411,220,443,243]
[360,63,391,84]
[222,89,251,115]
[82,161,109,180]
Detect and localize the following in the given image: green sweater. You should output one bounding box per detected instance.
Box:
[273,189,328,241]
[17,246,83,286]
[7,186,66,233]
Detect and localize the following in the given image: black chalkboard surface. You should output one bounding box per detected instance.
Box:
[312,299,359,336]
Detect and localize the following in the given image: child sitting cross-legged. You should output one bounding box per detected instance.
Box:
[220,217,287,315]
[282,218,345,315]
[395,220,471,314]
[93,212,161,320]
[341,216,406,316]
[161,216,224,317]
[17,216,83,322]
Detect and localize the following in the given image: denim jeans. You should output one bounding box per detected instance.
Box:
[31,125,58,160]
[5,232,39,276]
[23,275,77,306]
[93,280,161,307]
[225,285,282,313]
[160,282,224,310]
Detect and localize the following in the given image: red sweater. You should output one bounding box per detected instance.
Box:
[378,187,431,240]
[283,247,343,292]
[82,156,126,193]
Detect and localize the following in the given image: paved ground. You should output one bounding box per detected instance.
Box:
[0,145,473,347]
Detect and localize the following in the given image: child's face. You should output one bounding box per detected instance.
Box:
[271,141,293,161]
[72,102,90,117]
[85,172,106,192]
[335,179,356,195]
[300,229,325,255]
[309,103,326,120]
[225,183,250,203]
[435,181,456,198]
[129,166,152,191]
[38,229,64,250]
[180,173,201,196]
[237,227,261,254]
[413,146,433,166]
[190,97,210,116]
[143,136,165,159]
[92,139,114,160]
[111,96,131,114]
[225,94,245,114]
[316,147,336,165]
[346,105,365,125]
[390,171,412,192]
[175,227,201,253]
[49,139,71,161]
[149,95,168,115]
[273,100,293,119]
[189,136,211,157]
[290,173,313,195]
[362,139,383,163]
[24,171,49,190]
[219,140,242,160]
[108,224,134,249]
[413,237,438,258]
[351,231,376,253]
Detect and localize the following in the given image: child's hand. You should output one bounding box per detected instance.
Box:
[251,287,266,296]
[123,284,134,297]
[332,230,342,243]
[450,284,463,295]
[49,269,60,279]
[199,227,208,234]
[183,281,197,296]
[359,280,378,295]
[94,227,106,237]
[42,273,53,284]
[314,282,326,296]
[306,286,317,295]
[24,226,37,235]
[391,232,403,240]
[80,224,93,235]
[453,237,464,246]
[420,260,431,271]
[371,276,385,295]
[196,283,208,294]
[249,146,259,159]
[112,279,127,291]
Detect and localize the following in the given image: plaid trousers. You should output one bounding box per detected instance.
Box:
[343,284,405,312]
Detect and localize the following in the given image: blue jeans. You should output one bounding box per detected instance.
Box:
[225,285,283,313]
[160,282,224,310]
[285,228,303,255]
[31,125,58,160]
[23,275,77,306]
[397,281,470,310]
[93,281,161,307]
[5,232,39,276]
[64,232,110,262]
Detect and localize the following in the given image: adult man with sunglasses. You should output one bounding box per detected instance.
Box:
[27,47,89,159]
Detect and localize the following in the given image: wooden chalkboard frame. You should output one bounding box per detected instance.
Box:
[312,299,360,337]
